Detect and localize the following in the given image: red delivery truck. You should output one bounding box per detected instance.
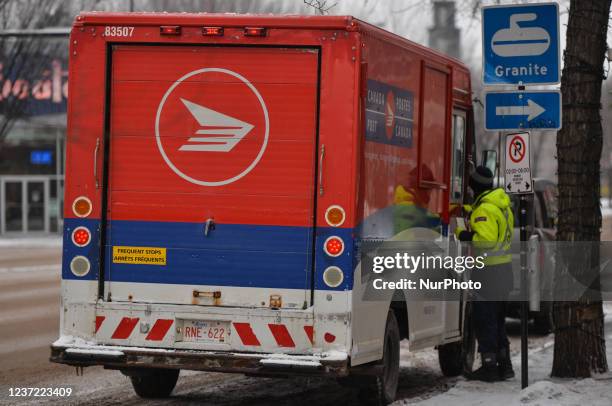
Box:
[51,13,476,404]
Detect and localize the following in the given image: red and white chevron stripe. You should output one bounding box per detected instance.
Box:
[94,314,318,351]
[233,322,314,347]
[95,316,174,341]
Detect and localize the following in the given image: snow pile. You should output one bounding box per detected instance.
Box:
[408,374,612,406]
[519,379,609,406]
[65,348,125,357]
[404,304,612,406]
[53,335,178,354]
[259,358,321,367]
[53,335,98,348]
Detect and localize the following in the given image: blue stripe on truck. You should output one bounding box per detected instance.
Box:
[62,218,354,290]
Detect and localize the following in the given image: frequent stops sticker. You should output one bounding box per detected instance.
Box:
[112,246,167,266]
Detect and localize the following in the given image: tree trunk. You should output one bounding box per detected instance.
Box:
[553,0,610,377]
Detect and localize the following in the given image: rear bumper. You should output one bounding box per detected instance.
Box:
[50,339,349,377]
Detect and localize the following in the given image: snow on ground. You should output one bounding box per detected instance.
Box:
[401,308,612,406]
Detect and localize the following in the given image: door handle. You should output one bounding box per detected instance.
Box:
[204,218,215,237]
[94,138,100,189]
[318,144,325,196]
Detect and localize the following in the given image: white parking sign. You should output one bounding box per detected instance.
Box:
[505,132,533,194]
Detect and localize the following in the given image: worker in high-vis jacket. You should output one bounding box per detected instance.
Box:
[455,166,515,382]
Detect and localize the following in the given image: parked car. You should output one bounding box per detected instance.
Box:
[507,178,557,334]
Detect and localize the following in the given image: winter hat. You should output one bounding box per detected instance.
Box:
[469,166,494,196]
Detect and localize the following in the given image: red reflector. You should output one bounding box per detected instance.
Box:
[324,236,344,257]
[160,25,181,35]
[324,332,336,343]
[72,227,91,247]
[203,26,224,36]
[244,27,266,37]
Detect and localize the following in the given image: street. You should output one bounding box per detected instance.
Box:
[0,242,61,391]
[1,230,594,406]
[0,235,452,405]
[1,0,612,405]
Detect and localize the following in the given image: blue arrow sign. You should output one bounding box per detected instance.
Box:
[482,3,559,85]
[485,91,561,131]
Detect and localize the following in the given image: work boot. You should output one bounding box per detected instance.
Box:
[497,347,515,380]
[465,353,499,382]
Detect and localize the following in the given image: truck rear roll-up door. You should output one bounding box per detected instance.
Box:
[104,45,319,308]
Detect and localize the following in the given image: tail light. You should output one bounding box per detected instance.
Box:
[325,205,346,227]
[324,236,344,257]
[72,226,91,247]
[70,256,91,277]
[244,27,266,37]
[203,26,223,36]
[324,332,336,343]
[323,266,344,288]
[72,196,92,218]
[160,25,181,35]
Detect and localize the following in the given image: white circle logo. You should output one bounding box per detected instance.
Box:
[155,68,269,186]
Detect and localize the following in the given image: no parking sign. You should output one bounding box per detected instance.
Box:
[505,132,533,194]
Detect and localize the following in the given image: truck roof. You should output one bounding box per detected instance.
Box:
[74,12,469,71]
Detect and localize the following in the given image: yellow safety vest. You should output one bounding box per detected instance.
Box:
[468,188,514,266]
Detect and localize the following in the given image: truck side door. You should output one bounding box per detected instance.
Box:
[444,110,468,337]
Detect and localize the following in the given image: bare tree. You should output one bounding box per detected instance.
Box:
[303,0,337,15]
[134,0,299,15]
[0,0,106,150]
[553,0,610,377]
[0,1,70,148]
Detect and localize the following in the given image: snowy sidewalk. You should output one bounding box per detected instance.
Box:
[403,319,612,405]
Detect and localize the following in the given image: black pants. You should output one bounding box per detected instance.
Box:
[473,300,510,354]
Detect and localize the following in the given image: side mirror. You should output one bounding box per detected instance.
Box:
[481,150,497,175]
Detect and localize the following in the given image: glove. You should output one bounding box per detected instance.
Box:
[455,227,474,241]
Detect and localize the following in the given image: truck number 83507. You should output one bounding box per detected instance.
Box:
[104,26,134,37]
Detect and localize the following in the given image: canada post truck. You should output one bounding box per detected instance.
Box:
[51,13,476,404]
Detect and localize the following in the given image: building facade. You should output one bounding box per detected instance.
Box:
[0,37,67,234]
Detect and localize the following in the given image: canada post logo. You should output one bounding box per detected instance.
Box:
[365,80,413,148]
[155,68,269,186]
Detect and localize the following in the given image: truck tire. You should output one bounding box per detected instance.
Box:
[128,369,179,398]
[438,301,476,376]
[358,310,400,406]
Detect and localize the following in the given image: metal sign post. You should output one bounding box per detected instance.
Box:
[482,2,561,390]
[519,194,529,389]
[504,132,533,389]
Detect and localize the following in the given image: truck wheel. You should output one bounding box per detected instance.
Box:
[359,310,400,406]
[128,369,179,398]
[438,301,476,376]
